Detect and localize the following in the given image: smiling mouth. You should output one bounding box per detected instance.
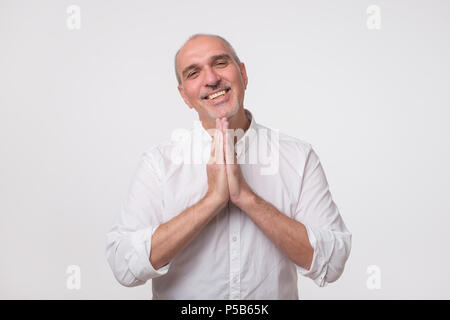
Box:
[203,88,231,100]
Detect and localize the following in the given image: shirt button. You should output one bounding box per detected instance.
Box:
[232,236,237,242]
[233,276,239,283]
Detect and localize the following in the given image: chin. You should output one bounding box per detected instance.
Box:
[208,103,239,120]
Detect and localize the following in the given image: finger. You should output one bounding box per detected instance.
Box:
[222,118,227,157]
[223,120,235,165]
[214,118,225,164]
[217,117,223,134]
[208,134,216,164]
[221,117,227,134]
[210,120,218,156]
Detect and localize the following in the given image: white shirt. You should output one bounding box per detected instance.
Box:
[106,109,351,299]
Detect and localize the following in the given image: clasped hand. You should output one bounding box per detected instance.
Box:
[206,117,252,208]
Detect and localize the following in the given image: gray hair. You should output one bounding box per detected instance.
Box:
[174,33,241,85]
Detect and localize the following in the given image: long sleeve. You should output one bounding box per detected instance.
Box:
[294,145,352,287]
[106,148,170,287]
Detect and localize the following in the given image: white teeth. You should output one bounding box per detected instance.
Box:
[207,90,226,100]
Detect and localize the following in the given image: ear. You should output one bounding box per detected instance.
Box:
[178,84,193,109]
[239,62,248,90]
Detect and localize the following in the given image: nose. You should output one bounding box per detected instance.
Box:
[203,66,221,88]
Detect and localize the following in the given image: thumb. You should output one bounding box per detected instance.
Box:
[223,120,235,165]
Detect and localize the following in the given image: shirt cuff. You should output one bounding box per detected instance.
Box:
[296,224,330,287]
[126,226,171,282]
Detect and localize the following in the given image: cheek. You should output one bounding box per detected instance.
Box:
[231,72,245,88]
[231,76,245,94]
[184,85,200,100]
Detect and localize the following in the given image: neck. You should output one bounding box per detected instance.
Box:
[201,107,250,134]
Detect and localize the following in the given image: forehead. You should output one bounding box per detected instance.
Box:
[177,36,232,68]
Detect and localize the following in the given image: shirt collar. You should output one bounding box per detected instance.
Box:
[193,109,257,159]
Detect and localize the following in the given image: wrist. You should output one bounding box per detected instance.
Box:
[203,191,228,211]
[232,187,257,210]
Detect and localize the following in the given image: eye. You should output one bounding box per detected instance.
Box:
[187,71,198,79]
[215,60,228,67]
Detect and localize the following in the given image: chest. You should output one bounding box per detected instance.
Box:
[161,162,302,222]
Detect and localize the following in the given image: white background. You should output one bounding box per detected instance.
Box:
[1,0,449,299]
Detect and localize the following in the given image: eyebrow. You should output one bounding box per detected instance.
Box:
[181,54,232,79]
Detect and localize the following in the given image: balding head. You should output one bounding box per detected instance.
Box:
[174,34,241,85]
[175,33,248,128]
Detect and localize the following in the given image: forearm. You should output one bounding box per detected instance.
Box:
[236,191,314,270]
[149,194,225,270]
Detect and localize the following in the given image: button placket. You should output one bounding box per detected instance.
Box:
[228,202,240,299]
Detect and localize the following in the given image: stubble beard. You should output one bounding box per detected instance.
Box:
[205,98,240,121]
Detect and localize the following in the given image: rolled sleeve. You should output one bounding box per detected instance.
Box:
[295,145,352,287]
[127,226,171,282]
[106,148,170,287]
[296,224,328,287]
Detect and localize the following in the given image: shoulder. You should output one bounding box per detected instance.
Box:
[140,126,198,170]
[254,122,313,157]
[141,138,177,166]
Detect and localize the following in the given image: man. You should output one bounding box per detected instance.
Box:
[106,34,351,299]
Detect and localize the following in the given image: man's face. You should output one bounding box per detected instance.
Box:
[177,36,248,125]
